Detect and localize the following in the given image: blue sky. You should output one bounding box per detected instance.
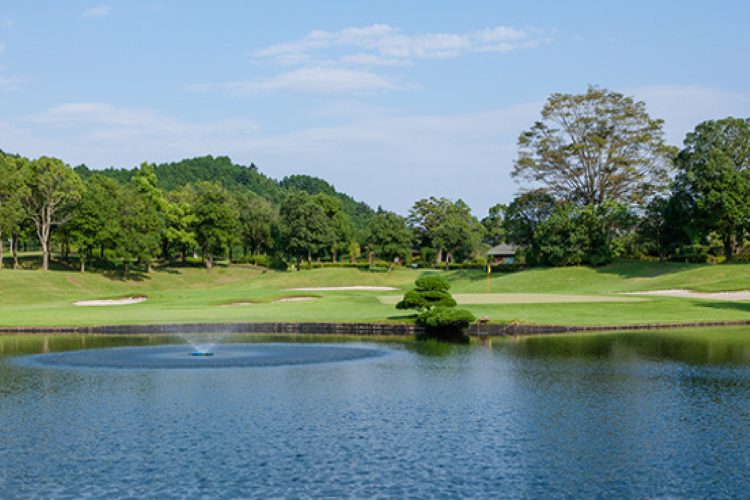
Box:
[1,1,749,216]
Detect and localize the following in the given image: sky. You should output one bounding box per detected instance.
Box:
[1,1,749,217]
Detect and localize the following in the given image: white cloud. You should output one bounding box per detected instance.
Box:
[83,5,111,18]
[627,85,750,147]
[16,103,259,167]
[255,23,550,65]
[191,67,409,95]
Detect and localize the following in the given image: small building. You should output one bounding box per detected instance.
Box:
[488,243,520,264]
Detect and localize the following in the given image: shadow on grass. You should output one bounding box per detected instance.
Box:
[387,314,417,321]
[592,258,702,279]
[696,301,750,314]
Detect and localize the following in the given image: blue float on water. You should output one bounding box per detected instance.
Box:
[191,351,214,357]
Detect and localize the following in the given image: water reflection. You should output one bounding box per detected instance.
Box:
[1,329,750,497]
[500,327,750,365]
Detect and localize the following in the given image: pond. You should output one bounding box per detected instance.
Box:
[1,329,749,498]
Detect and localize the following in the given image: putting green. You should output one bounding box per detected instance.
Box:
[378,293,647,305]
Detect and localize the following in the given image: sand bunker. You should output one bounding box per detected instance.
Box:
[220,302,256,307]
[621,289,750,301]
[284,286,398,291]
[74,296,148,306]
[273,297,319,303]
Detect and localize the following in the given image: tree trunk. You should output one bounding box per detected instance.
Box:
[80,259,85,274]
[147,260,152,273]
[41,238,49,271]
[206,253,213,271]
[12,235,19,270]
[436,248,443,264]
[124,261,129,278]
[724,235,735,263]
[333,247,338,263]
[0,231,3,270]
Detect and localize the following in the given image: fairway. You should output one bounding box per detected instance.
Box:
[3,260,750,327]
[379,293,646,305]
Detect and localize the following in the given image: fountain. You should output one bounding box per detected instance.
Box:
[20,342,385,369]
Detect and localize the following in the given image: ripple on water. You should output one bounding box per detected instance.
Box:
[19,344,387,369]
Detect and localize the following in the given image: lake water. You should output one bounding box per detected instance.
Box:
[1,329,749,498]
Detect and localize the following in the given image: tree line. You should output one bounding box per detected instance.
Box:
[501,86,750,266]
[0,153,485,274]
[1,85,748,274]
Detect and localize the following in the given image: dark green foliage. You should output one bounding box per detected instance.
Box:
[415,274,451,292]
[192,181,237,270]
[79,156,374,232]
[482,203,506,246]
[365,211,412,271]
[674,117,750,261]
[116,186,161,275]
[69,175,122,270]
[277,191,333,264]
[396,275,455,310]
[416,306,475,341]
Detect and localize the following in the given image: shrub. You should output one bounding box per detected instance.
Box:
[397,275,456,311]
[416,306,476,341]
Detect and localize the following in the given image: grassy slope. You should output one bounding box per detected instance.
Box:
[1,259,750,327]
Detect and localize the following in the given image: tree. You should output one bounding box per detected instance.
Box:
[21,157,84,271]
[192,181,237,271]
[116,186,161,276]
[365,211,412,271]
[396,275,457,311]
[0,154,29,270]
[277,191,333,266]
[69,175,122,272]
[162,186,198,262]
[637,194,694,262]
[513,86,674,208]
[531,200,634,267]
[236,191,277,256]
[504,189,557,252]
[408,196,451,262]
[431,200,484,270]
[481,203,506,247]
[313,193,353,261]
[674,117,750,261]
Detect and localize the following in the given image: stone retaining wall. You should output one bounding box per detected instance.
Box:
[0,322,423,336]
[2,320,749,337]
[469,320,750,337]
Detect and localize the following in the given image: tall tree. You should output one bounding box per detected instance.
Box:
[21,157,84,271]
[365,211,412,271]
[116,185,161,276]
[278,191,332,266]
[431,200,484,270]
[0,154,29,270]
[513,86,674,208]
[69,175,122,272]
[674,117,750,261]
[192,181,237,271]
[481,203,506,247]
[235,191,277,256]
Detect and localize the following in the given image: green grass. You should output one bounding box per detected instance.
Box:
[2,257,750,327]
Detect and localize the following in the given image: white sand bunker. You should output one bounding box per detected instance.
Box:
[74,296,148,306]
[284,286,398,291]
[274,297,319,303]
[621,289,750,301]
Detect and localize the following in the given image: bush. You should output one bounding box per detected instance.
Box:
[416,306,475,341]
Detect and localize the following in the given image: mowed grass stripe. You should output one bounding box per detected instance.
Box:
[379,293,646,305]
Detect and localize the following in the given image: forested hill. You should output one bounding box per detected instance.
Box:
[74,155,375,230]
